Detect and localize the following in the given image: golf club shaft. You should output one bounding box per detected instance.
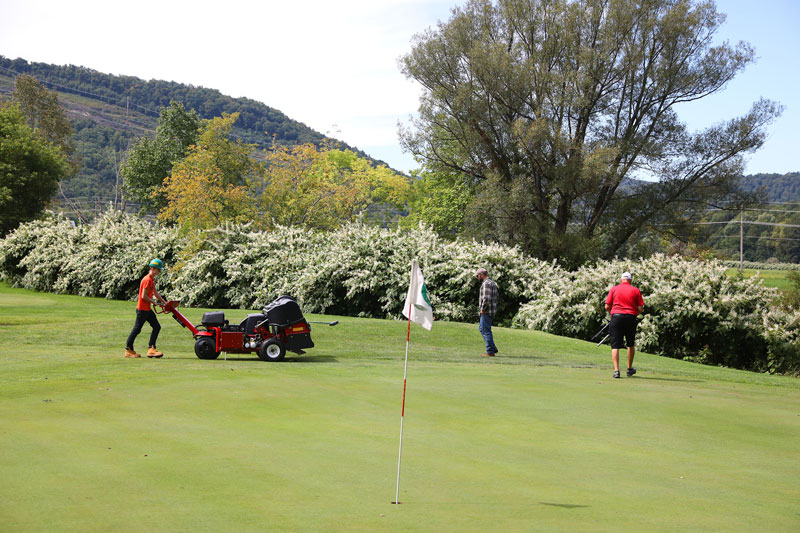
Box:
[590,322,609,341]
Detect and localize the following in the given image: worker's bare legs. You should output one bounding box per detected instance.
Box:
[612,348,620,372]
[627,346,635,369]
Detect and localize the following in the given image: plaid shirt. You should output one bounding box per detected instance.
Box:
[479,278,499,317]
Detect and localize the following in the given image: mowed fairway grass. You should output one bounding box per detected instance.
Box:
[1,284,799,532]
[725,267,796,290]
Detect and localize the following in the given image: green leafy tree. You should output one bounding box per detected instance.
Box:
[0,103,70,234]
[401,0,781,264]
[404,168,474,236]
[121,101,201,212]
[12,74,74,154]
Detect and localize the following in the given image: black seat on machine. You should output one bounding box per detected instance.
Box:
[201,311,226,327]
[263,295,304,326]
[240,313,267,335]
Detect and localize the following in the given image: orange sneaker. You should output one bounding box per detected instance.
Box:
[125,349,141,358]
[147,347,164,358]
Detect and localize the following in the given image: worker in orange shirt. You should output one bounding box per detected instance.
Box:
[124,259,167,358]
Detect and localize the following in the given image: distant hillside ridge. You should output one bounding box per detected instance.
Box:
[0,56,387,161]
[740,172,800,203]
[615,173,800,203]
[0,55,391,204]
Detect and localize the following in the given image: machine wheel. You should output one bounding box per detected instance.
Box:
[194,337,220,360]
[258,338,286,362]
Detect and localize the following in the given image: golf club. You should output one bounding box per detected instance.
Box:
[590,322,609,341]
[308,320,339,326]
[596,316,642,346]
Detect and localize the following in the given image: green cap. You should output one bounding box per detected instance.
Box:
[149,258,164,270]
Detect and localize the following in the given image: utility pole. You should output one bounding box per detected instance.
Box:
[113,148,120,211]
[739,210,744,273]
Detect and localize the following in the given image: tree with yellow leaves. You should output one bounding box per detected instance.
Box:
[257,142,409,230]
[157,113,260,232]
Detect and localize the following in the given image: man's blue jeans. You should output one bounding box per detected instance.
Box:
[479,313,497,354]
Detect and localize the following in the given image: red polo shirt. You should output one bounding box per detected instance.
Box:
[137,274,156,311]
[605,282,644,316]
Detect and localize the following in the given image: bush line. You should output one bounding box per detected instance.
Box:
[2,211,798,374]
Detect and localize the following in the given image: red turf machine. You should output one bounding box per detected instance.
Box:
[158,295,335,361]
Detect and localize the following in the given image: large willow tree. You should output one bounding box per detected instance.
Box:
[401,0,781,264]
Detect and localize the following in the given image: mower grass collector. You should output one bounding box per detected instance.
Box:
[158,295,334,361]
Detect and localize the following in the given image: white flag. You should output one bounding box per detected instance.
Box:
[402,259,433,330]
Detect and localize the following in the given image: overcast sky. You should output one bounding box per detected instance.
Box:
[0,0,797,175]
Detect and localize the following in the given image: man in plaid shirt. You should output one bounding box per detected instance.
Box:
[475,268,499,357]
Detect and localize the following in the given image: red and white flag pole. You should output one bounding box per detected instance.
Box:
[395,259,432,504]
[394,299,413,504]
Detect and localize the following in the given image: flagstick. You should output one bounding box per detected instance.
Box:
[394,295,413,504]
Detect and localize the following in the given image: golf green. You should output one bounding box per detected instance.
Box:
[0,284,798,531]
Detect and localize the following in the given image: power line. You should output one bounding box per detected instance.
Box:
[664,215,800,268]
[663,221,800,228]
[712,208,800,214]
[732,221,800,228]
[683,235,800,242]
[0,65,161,116]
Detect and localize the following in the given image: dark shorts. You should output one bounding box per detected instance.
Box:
[609,314,637,349]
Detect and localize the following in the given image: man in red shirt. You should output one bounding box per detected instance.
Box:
[124,259,167,358]
[604,272,644,378]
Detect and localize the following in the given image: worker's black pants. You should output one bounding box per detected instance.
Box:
[126,309,161,350]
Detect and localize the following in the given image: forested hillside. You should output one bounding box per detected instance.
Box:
[0,56,334,146]
[693,204,800,263]
[0,55,385,203]
[741,172,800,203]
[684,173,800,263]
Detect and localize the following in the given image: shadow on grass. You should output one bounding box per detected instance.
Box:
[488,354,548,362]
[285,355,338,364]
[635,376,704,383]
[214,355,338,363]
[540,502,589,509]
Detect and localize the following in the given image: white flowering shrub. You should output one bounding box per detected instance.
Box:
[167,223,556,324]
[417,238,562,324]
[0,211,180,300]
[57,211,181,299]
[2,216,798,373]
[514,254,800,373]
[0,215,80,292]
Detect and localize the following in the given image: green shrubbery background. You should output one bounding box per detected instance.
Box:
[2,211,798,374]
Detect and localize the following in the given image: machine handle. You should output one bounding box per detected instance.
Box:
[155,300,180,314]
